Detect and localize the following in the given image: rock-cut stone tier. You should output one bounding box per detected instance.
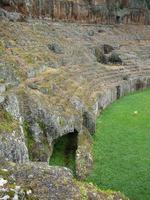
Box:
[0,0,150,24]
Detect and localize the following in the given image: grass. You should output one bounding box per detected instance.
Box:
[49,132,77,174]
[0,108,19,133]
[86,89,150,200]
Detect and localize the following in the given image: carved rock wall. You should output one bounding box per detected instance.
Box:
[0,0,150,24]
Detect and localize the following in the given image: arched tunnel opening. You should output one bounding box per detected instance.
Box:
[116,85,121,99]
[49,130,78,173]
[116,16,121,23]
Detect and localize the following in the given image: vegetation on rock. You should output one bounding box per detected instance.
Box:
[0,107,18,133]
[0,14,150,199]
[49,132,77,173]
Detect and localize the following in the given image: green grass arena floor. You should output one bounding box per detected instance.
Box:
[87,89,150,200]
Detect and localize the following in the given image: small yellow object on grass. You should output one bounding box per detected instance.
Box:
[133,111,138,115]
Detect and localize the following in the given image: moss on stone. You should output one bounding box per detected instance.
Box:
[0,40,5,56]
[74,179,128,200]
[23,120,51,161]
[0,169,10,179]
[6,189,15,198]
[78,130,92,148]
[0,108,19,133]
[23,121,35,160]
[74,179,88,200]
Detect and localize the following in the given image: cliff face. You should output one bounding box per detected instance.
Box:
[0,0,150,24]
[1,19,150,165]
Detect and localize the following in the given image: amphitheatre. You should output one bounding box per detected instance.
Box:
[0,0,150,199]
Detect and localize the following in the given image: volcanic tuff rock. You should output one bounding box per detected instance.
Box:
[76,127,93,180]
[0,0,150,24]
[0,157,128,200]
[0,105,29,163]
[0,11,150,199]
[0,18,150,160]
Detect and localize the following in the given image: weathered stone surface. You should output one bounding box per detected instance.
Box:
[108,52,122,64]
[102,44,114,54]
[0,20,150,164]
[0,128,29,163]
[94,46,108,64]
[48,43,64,54]
[0,19,150,199]
[0,0,150,24]
[76,127,93,180]
[0,105,29,163]
[0,157,128,200]
[0,8,24,22]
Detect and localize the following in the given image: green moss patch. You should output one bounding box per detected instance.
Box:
[23,121,51,161]
[0,108,19,133]
[23,121,35,160]
[74,179,127,200]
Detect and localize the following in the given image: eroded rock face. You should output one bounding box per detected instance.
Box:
[0,20,150,164]
[0,8,24,22]
[76,127,93,180]
[0,0,150,24]
[0,157,128,200]
[0,19,150,199]
[0,104,29,163]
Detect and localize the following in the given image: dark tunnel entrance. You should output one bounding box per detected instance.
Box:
[49,130,78,173]
[116,85,121,99]
[116,16,121,23]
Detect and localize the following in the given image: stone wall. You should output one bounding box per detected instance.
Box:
[0,0,150,24]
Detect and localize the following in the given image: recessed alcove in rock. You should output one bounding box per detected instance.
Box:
[49,130,78,173]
